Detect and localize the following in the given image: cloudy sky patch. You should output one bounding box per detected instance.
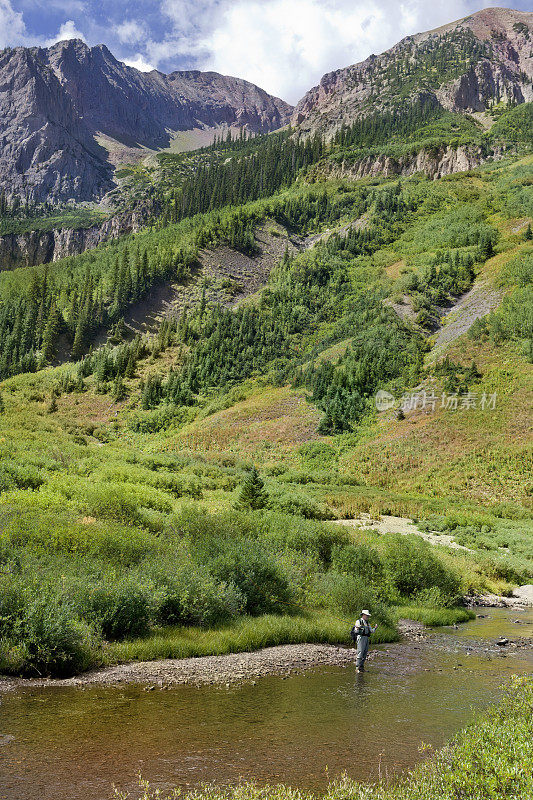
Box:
[2,0,531,101]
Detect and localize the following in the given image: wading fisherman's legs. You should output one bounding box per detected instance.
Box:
[356,635,369,670]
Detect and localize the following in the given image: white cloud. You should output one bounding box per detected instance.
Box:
[116,19,145,45]
[193,0,477,102]
[0,0,29,48]
[46,19,86,45]
[124,54,156,71]
[0,1,87,50]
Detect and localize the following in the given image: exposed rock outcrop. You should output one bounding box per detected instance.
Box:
[0,40,293,204]
[293,8,533,137]
[0,47,113,204]
[0,206,149,270]
[313,144,492,182]
[44,40,292,149]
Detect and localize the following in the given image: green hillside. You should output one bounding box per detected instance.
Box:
[0,108,531,677]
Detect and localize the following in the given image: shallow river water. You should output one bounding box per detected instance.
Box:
[1,608,532,800]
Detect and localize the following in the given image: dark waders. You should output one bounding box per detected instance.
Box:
[352,616,373,671]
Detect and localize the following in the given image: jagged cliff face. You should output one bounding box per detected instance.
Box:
[315,144,494,183]
[0,40,293,203]
[45,40,292,148]
[0,47,113,204]
[293,8,533,136]
[0,207,150,270]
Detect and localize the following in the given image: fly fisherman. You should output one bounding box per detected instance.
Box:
[352,610,378,673]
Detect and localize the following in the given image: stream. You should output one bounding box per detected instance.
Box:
[1,608,532,800]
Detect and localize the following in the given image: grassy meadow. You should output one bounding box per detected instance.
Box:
[0,146,531,679]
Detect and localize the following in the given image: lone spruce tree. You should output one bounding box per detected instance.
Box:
[236,466,268,511]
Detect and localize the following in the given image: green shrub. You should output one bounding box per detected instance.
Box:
[0,460,44,492]
[70,577,154,640]
[258,512,348,566]
[331,543,384,585]
[209,542,293,616]
[154,561,244,627]
[381,534,461,602]
[268,491,335,520]
[312,570,375,617]
[0,586,96,677]
[0,511,159,565]
[0,576,25,636]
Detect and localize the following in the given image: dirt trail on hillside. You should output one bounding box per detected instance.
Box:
[332,514,472,551]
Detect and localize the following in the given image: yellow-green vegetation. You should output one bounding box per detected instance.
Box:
[0,205,110,236]
[116,676,533,800]
[0,134,531,680]
[105,610,397,666]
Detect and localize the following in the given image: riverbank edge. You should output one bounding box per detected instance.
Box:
[5,593,532,692]
[0,611,469,692]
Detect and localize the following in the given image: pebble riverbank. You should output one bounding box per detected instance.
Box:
[0,621,425,692]
[1,601,531,693]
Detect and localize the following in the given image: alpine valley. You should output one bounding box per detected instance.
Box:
[0,7,532,800]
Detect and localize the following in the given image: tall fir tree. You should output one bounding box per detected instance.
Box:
[236,467,268,510]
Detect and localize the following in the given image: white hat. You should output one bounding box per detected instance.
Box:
[361,609,371,616]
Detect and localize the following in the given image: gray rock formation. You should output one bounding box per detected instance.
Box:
[0,206,150,270]
[0,40,293,204]
[44,40,292,149]
[0,47,113,205]
[293,8,533,137]
[319,144,493,182]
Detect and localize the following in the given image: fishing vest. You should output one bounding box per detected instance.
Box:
[355,618,371,636]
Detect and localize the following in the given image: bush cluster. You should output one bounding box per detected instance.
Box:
[0,504,466,677]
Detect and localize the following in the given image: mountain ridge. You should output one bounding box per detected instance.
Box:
[292,7,533,135]
[0,39,293,204]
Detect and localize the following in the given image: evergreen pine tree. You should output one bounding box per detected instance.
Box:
[41,302,61,362]
[124,353,136,379]
[478,233,494,260]
[113,373,127,401]
[236,466,268,510]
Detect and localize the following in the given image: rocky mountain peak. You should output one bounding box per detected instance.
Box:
[0,41,293,204]
[292,7,533,136]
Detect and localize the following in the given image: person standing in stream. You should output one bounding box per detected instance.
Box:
[352,610,378,673]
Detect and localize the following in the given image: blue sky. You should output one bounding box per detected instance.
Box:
[1,0,531,102]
